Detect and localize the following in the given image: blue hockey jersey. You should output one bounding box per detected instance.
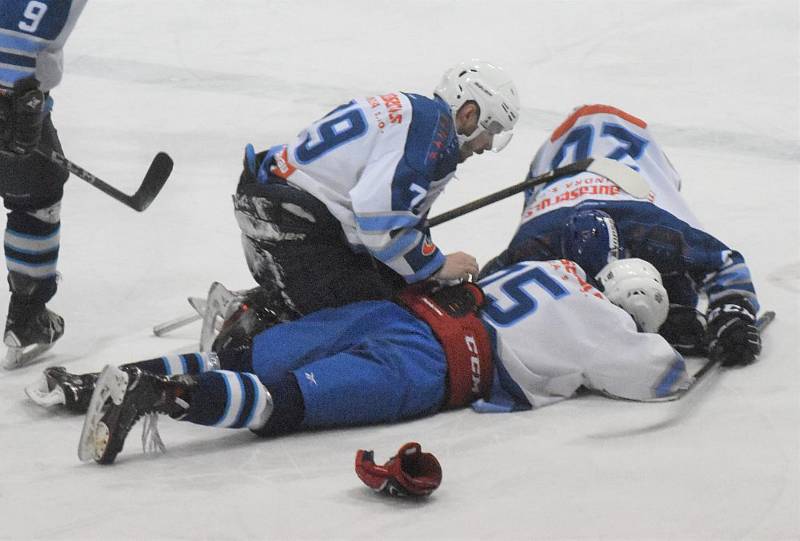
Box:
[0,0,87,91]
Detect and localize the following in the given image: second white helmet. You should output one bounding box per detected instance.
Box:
[596,258,669,333]
[434,60,520,151]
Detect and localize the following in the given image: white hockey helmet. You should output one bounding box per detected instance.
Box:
[596,258,669,333]
[434,60,521,152]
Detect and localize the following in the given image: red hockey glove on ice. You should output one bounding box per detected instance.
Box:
[355,442,442,497]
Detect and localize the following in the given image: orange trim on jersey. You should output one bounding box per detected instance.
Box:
[550,105,647,142]
[270,146,296,179]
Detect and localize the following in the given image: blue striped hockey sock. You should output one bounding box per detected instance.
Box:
[123,352,219,377]
[184,370,273,429]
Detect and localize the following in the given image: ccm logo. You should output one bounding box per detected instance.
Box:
[464,335,482,394]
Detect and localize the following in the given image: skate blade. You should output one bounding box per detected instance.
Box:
[200,282,237,352]
[3,344,54,370]
[24,374,66,408]
[78,366,129,463]
[187,296,207,316]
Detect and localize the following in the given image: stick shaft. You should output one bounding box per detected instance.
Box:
[152,313,201,337]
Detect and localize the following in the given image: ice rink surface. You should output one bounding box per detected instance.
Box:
[1,1,798,539]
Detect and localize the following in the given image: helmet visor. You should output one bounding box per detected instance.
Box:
[490,131,513,152]
[480,118,513,152]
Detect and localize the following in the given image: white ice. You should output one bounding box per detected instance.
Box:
[1,1,798,539]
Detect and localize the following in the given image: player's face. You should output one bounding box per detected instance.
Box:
[459,131,494,162]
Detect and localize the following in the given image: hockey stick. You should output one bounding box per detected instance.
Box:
[636,310,777,404]
[152,297,205,336]
[152,312,202,337]
[427,157,650,227]
[588,310,777,439]
[36,148,173,212]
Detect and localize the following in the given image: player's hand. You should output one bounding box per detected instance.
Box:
[434,252,479,282]
[659,304,707,355]
[707,296,761,367]
[0,77,45,157]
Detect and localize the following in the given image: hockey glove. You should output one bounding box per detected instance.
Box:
[428,282,486,317]
[658,304,707,355]
[0,77,45,157]
[355,442,442,497]
[706,296,761,367]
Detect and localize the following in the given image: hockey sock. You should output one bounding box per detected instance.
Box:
[183,370,272,429]
[5,205,60,308]
[251,374,304,436]
[124,352,218,377]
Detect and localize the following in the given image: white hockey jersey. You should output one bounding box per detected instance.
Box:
[264,93,459,282]
[487,104,758,310]
[0,0,88,91]
[525,104,700,227]
[475,259,690,411]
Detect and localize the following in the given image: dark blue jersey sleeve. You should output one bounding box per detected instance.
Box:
[497,201,760,313]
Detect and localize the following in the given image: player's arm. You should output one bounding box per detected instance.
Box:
[351,99,476,283]
[350,156,446,282]
[699,250,761,366]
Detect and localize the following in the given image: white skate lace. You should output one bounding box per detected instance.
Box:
[141,413,167,455]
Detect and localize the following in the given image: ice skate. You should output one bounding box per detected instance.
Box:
[78,366,192,464]
[4,307,64,369]
[25,366,97,413]
[199,282,248,351]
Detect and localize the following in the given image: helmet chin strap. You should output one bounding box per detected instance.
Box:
[457,127,483,148]
[458,128,514,153]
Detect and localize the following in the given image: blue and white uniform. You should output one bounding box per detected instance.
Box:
[474,260,689,412]
[488,104,758,310]
[266,92,459,283]
[186,260,689,431]
[1,1,88,336]
[0,0,88,91]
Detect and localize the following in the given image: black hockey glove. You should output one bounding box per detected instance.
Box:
[0,77,45,157]
[658,304,707,355]
[706,296,761,367]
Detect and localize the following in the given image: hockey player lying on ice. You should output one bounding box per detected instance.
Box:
[481,104,762,368]
[29,249,690,465]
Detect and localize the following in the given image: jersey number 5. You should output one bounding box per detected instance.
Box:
[482,266,569,326]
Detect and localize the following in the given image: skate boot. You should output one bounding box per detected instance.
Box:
[79,366,194,465]
[4,306,64,369]
[25,366,98,413]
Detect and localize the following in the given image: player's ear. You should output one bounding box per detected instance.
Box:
[456,101,480,135]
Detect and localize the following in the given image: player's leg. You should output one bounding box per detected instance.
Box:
[252,301,447,430]
[79,301,445,464]
[234,181,404,318]
[1,114,69,367]
[186,300,445,435]
[26,351,220,412]
[79,365,274,464]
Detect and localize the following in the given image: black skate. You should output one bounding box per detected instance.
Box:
[78,366,193,464]
[25,366,98,413]
[4,307,64,369]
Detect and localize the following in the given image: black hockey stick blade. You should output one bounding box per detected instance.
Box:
[36,149,173,212]
[427,157,649,228]
[129,152,173,211]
